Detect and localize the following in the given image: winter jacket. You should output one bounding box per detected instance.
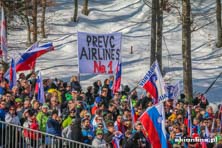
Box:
[5,113,20,125]
[62,125,72,139]
[46,118,61,136]
[36,111,48,132]
[0,109,5,128]
[104,131,114,146]
[130,131,151,148]
[85,91,94,105]
[71,81,81,92]
[45,118,61,145]
[23,118,40,140]
[0,109,5,121]
[81,127,94,144]
[71,118,82,141]
[62,116,73,128]
[92,137,106,148]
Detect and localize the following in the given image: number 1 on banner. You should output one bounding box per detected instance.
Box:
[108,61,113,74]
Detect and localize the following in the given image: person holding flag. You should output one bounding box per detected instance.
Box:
[129,121,151,148]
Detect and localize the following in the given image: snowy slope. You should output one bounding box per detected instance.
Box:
[7,0,222,103]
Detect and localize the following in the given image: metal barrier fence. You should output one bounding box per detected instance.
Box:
[0,120,94,148]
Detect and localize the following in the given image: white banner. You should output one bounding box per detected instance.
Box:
[78,32,122,74]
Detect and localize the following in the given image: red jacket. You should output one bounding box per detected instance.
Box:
[23,119,40,140]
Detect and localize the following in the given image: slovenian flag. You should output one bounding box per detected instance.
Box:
[35,72,45,104]
[16,42,54,72]
[138,61,167,103]
[139,103,167,148]
[113,61,121,93]
[112,132,123,148]
[9,58,16,90]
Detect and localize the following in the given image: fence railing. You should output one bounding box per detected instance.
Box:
[0,120,94,148]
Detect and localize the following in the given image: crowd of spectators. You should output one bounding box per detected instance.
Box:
[0,68,221,148]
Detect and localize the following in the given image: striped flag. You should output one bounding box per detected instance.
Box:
[4,42,39,81]
[16,42,54,72]
[1,7,7,62]
[9,58,16,90]
[139,61,168,103]
[139,103,167,148]
[113,61,121,93]
[35,72,45,104]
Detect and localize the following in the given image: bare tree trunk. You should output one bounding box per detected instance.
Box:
[216,0,222,47]
[32,0,37,42]
[150,0,157,66]
[26,15,31,45]
[73,0,78,22]
[25,0,31,44]
[182,0,193,101]
[41,0,46,38]
[82,0,89,15]
[156,0,163,73]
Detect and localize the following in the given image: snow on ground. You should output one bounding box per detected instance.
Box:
[7,0,222,103]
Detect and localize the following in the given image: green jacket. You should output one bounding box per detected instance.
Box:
[62,116,73,128]
[36,111,49,132]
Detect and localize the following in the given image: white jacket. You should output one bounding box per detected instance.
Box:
[5,113,20,125]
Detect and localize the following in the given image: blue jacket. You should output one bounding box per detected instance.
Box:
[81,127,94,144]
[46,118,61,136]
[0,109,5,128]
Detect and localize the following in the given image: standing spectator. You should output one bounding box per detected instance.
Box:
[122,130,133,148]
[0,100,6,122]
[5,106,20,125]
[85,86,94,106]
[130,121,151,148]
[62,109,75,129]
[81,118,94,144]
[32,100,40,115]
[5,106,20,148]
[23,109,40,147]
[62,118,82,142]
[45,110,61,145]
[92,129,106,148]
[36,104,49,132]
[103,79,112,101]
[0,100,6,146]
[49,96,61,116]
[70,76,81,92]
[47,113,60,135]
[104,120,117,147]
